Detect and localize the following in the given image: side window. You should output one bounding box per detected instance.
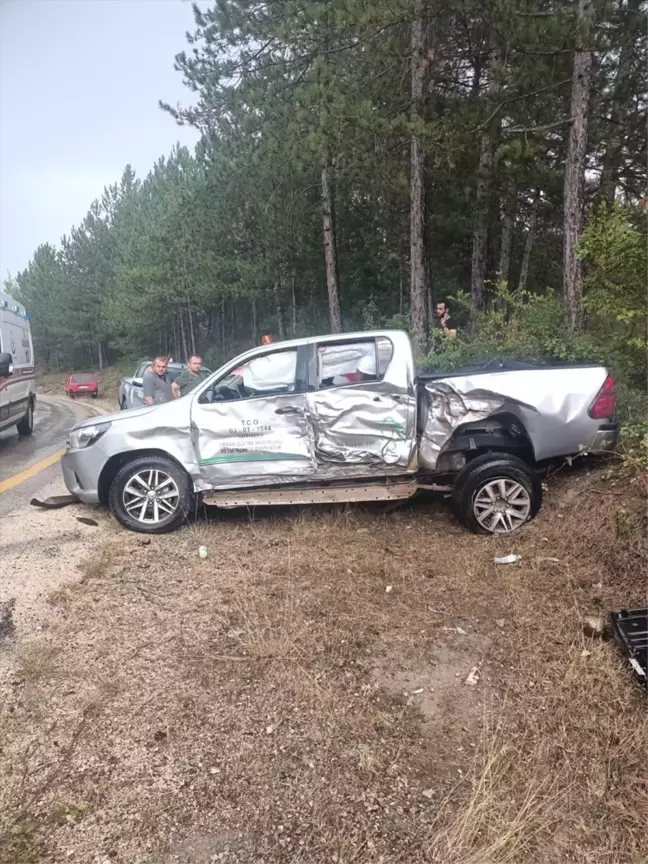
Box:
[136,363,149,378]
[200,349,299,404]
[317,340,386,389]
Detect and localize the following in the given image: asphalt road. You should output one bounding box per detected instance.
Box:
[0,395,93,514]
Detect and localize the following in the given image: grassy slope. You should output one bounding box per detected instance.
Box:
[0,463,645,864]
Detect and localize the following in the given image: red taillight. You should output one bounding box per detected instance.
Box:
[589,375,616,419]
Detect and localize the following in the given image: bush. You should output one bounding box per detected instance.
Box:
[420,287,646,429]
[579,203,647,390]
[421,285,607,369]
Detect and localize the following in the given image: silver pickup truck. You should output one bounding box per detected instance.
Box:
[62,330,618,535]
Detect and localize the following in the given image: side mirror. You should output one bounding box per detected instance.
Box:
[0,352,13,378]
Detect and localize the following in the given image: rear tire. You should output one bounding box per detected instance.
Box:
[16,400,34,436]
[109,455,193,534]
[452,453,541,534]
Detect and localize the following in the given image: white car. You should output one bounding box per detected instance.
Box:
[0,290,35,435]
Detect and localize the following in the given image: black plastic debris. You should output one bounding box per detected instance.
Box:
[76,516,99,527]
[610,608,648,684]
[30,495,79,510]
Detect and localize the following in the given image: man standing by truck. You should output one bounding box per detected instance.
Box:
[172,354,204,399]
[143,356,173,405]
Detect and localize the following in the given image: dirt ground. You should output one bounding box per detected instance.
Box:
[0,458,645,864]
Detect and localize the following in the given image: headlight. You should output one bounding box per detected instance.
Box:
[67,422,111,451]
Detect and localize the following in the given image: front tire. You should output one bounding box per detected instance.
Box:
[452,453,541,534]
[16,400,34,436]
[109,455,193,534]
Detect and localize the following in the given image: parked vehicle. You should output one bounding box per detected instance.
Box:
[118,360,211,410]
[62,330,619,535]
[64,372,99,399]
[0,290,35,436]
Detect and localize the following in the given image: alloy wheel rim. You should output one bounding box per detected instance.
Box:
[473,478,531,533]
[122,469,180,524]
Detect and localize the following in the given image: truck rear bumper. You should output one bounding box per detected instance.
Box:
[589,423,619,453]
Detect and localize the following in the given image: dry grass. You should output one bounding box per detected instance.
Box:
[14,642,59,684]
[427,730,567,864]
[0,466,645,863]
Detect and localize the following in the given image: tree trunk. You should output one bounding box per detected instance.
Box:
[220,296,226,354]
[274,279,286,340]
[517,189,540,296]
[251,296,258,344]
[321,159,342,333]
[188,305,196,356]
[563,0,595,332]
[180,311,188,361]
[498,184,517,286]
[290,267,297,337]
[470,47,502,332]
[97,340,104,371]
[398,230,405,316]
[409,0,429,355]
[598,0,640,206]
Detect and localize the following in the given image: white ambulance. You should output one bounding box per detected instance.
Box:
[0,290,36,435]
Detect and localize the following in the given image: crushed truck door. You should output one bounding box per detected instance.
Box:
[305,333,417,475]
[191,344,315,488]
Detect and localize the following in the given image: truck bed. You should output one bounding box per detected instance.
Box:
[416,357,604,384]
[415,357,616,470]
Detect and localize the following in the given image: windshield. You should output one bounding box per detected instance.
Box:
[71,374,95,383]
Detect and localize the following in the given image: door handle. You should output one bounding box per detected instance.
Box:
[275,406,301,415]
[392,395,402,402]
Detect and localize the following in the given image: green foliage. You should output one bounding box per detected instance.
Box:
[422,285,607,370]
[579,204,648,388]
[422,272,647,432]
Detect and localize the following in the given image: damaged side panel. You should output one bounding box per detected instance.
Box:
[192,393,316,491]
[191,331,419,491]
[306,332,418,475]
[308,387,417,471]
[419,382,507,470]
[419,366,610,469]
[126,419,199,478]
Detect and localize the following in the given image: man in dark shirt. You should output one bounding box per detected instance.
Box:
[172,354,203,399]
[436,301,458,336]
[143,356,173,405]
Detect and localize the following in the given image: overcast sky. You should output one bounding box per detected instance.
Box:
[0,0,200,280]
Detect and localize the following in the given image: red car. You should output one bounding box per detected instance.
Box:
[64,373,99,399]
